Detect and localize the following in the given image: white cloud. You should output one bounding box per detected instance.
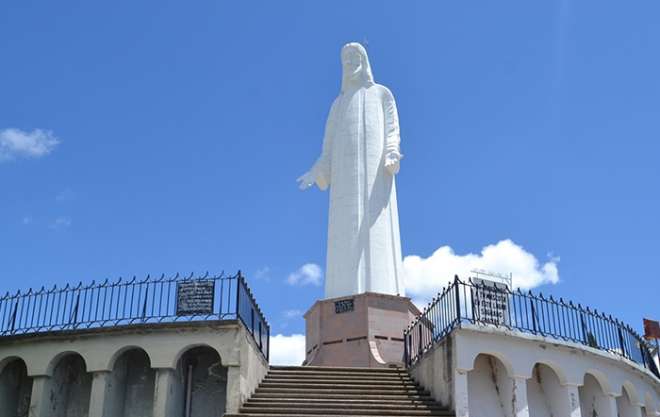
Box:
[270,334,306,366]
[287,263,323,286]
[55,188,75,202]
[50,216,72,229]
[283,309,302,319]
[0,128,59,161]
[254,266,271,281]
[403,239,559,303]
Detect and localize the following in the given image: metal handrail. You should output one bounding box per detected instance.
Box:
[403,276,659,379]
[237,272,270,361]
[0,271,270,360]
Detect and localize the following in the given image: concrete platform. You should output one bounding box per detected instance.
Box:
[304,293,420,367]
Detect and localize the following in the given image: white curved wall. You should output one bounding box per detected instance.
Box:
[467,354,514,417]
[50,354,92,417]
[527,363,568,417]
[410,325,660,417]
[0,320,268,417]
[106,349,156,417]
[580,373,616,417]
[618,387,642,417]
[0,358,32,417]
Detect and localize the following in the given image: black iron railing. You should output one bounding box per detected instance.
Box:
[237,274,270,360]
[403,276,660,379]
[0,271,270,360]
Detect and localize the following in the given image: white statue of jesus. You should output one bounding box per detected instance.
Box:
[298,43,405,299]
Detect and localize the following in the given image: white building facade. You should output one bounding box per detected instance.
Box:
[0,273,269,417]
[406,278,660,417]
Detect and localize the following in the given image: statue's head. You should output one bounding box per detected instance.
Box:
[341,43,374,92]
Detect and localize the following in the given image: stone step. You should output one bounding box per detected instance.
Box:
[243,402,447,411]
[269,368,408,376]
[255,387,429,396]
[270,365,404,373]
[258,382,422,390]
[236,409,452,416]
[246,398,438,406]
[267,371,414,380]
[262,378,417,386]
[229,366,454,417]
[224,413,454,417]
[251,392,433,401]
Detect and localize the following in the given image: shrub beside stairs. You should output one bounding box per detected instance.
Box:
[224,365,454,417]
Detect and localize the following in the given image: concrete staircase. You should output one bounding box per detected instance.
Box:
[225,365,454,417]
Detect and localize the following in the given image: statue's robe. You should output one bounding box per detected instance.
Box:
[312,83,405,299]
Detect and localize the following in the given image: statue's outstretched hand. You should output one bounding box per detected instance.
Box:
[297,171,316,190]
[384,152,401,175]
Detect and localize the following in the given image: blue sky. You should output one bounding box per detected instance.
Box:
[1,1,658,362]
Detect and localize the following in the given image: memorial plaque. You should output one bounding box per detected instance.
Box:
[644,318,660,340]
[472,278,509,325]
[176,280,215,315]
[334,299,354,314]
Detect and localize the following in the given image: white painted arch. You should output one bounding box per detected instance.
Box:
[45,350,90,376]
[0,321,269,416]
[0,321,245,376]
[411,325,660,415]
[527,359,569,386]
[0,355,25,374]
[623,380,644,407]
[454,325,660,408]
[106,344,152,370]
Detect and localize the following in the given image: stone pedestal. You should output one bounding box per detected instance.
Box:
[304,292,420,368]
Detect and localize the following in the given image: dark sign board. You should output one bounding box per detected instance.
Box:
[472,278,509,325]
[335,299,354,314]
[176,280,215,316]
[644,318,660,340]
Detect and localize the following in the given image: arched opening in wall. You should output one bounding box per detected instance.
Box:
[617,385,641,417]
[467,354,514,417]
[641,406,648,417]
[643,392,658,417]
[49,353,92,417]
[579,373,614,417]
[172,346,228,417]
[0,359,33,417]
[105,348,156,417]
[526,363,567,417]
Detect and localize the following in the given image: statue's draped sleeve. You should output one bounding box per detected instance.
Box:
[312,98,338,190]
[382,87,401,159]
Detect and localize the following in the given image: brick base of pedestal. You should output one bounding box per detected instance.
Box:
[303,292,420,368]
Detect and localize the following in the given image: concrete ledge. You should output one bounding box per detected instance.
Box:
[457,323,660,385]
[0,318,269,416]
[409,325,660,416]
[0,319,240,344]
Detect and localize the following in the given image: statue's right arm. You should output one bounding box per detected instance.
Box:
[311,100,338,190]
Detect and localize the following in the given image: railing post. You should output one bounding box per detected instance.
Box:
[10,301,18,332]
[70,294,80,326]
[141,287,149,320]
[267,325,270,362]
[531,298,537,333]
[235,272,242,320]
[403,330,409,366]
[454,275,461,323]
[470,282,476,322]
[617,322,627,359]
[258,321,263,349]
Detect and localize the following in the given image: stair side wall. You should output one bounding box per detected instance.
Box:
[409,334,456,409]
